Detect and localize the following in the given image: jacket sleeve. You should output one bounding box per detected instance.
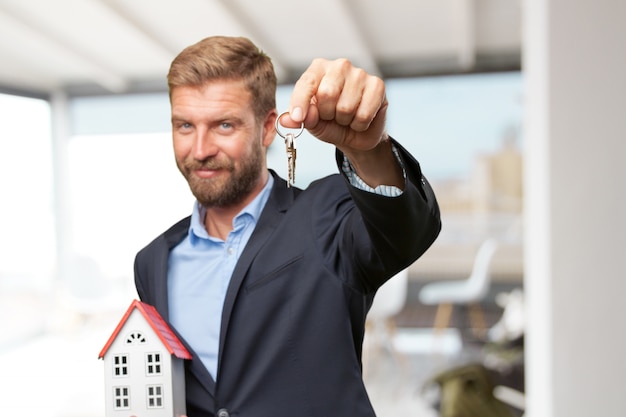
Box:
[334,137,441,292]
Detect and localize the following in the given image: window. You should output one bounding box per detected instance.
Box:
[147,385,164,408]
[113,386,130,410]
[0,94,54,348]
[146,352,162,375]
[126,331,146,344]
[67,132,191,287]
[113,354,129,377]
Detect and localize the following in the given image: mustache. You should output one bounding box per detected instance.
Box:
[184,158,233,171]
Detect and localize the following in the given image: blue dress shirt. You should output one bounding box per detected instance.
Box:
[168,175,274,379]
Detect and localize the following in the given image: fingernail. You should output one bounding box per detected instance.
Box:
[291,107,303,122]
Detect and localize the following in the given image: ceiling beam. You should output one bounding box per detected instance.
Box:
[213,0,290,82]
[97,0,181,57]
[457,0,477,70]
[0,84,50,100]
[339,0,382,77]
[0,0,128,93]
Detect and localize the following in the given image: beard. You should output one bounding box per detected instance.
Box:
[177,142,265,208]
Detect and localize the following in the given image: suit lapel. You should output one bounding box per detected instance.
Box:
[154,217,190,320]
[217,172,295,369]
[155,173,295,392]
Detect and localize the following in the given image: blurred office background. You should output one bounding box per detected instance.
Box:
[0,1,624,416]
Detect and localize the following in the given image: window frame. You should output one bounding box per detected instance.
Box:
[146,384,164,409]
[113,386,131,410]
[145,352,163,376]
[113,354,129,377]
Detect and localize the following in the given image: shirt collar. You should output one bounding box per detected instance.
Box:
[188,173,274,243]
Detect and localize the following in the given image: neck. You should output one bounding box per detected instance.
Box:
[203,206,239,241]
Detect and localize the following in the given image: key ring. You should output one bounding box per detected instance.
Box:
[275,111,304,139]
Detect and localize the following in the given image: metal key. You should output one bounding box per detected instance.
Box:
[275,111,304,188]
[285,133,297,187]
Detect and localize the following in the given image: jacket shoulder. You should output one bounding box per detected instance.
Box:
[137,216,191,257]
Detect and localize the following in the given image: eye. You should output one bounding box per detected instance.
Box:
[215,122,236,135]
[173,120,193,132]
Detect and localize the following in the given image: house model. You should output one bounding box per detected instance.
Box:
[99,299,191,417]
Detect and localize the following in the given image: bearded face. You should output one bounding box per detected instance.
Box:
[170,81,275,211]
[176,136,265,208]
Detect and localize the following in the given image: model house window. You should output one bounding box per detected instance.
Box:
[147,385,164,408]
[113,354,129,377]
[113,386,130,409]
[146,352,162,375]
[126,331,146,344]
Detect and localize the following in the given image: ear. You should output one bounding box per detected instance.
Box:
[261,109,278,148]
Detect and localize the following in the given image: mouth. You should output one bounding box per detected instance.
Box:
[193,167,222,179]
[182,157,232,181]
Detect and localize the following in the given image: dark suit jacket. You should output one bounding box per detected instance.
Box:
[134,141,441,417]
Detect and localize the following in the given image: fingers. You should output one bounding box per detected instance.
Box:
[314,60,347,123]
[289,58,385,132]
[342,75,386,132]
[288,59,326,124]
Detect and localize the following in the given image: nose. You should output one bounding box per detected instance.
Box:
[192,129,219,161]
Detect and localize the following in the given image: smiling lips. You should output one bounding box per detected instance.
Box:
[194,167,221,179]
[187,159,233,180]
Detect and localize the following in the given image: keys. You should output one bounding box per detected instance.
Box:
[284,133,297,187]
[275,111,304,188]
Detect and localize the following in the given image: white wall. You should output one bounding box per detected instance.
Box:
[524,1,626,416]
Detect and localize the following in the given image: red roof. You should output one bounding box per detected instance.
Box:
[98,299,192,360]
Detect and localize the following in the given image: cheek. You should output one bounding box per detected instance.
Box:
[172,136,192,158]
[220,137,250,160]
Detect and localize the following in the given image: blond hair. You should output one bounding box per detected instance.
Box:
[167,36,277,121]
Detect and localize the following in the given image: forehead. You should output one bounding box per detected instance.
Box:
[170,79,253,118]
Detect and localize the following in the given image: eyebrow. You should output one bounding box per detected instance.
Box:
[171,115,188,124]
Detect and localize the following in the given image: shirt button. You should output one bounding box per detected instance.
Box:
[227,247,234,255]
[217,408,230,417]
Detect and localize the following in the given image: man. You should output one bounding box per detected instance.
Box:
[134,36,440,417]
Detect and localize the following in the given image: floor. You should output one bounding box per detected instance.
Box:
[0,289,521,417]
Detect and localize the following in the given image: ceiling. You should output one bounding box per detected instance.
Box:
[0,0,522,98]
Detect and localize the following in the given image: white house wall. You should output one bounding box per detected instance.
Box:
[102,309,176,416]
